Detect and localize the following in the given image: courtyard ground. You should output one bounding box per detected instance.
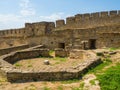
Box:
[0,49,119,90]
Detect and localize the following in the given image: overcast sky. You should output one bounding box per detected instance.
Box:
[0,0,120,30]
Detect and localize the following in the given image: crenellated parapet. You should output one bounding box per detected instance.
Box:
[74,10,119,23]
[0,21,55,38]
[56,20,65,27]
[0,10,119,37]
[66,16,75,24]
[0,28,25,38]
[55,10,120,30]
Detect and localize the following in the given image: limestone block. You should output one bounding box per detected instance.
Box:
[44,60,50,65]
[75,14,82,22]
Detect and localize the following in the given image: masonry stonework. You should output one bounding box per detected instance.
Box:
[0,10,120,50]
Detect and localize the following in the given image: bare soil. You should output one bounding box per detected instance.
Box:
[14,57,85,72]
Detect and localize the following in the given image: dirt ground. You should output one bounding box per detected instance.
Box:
[13,57,85,72]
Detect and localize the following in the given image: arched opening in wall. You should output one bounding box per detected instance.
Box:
[58,43,65,49]
[89,39,96,49]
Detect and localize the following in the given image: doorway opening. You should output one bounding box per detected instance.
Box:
[58,43,65,49]
[89,39,96,49]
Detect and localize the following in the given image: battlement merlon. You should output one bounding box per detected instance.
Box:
[100,11,109,17]
[25,22,55,28]
[56,20,65,27]
[83,13,91,20]
[109,10,118,16]
[118,10,120,15]
[0,28,25,38]
[66,16,75,24]
[91,12,100,18]
[25,22,55,36]
[75,14,83,22]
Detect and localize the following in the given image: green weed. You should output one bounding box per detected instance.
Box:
[89,79,96,85]
[97,64,120,90]
[43,86,51,90]
[61,79,80,84]
[57,85,63,90]
[14,63,22,67]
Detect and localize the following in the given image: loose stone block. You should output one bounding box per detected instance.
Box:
[44,60,50,65]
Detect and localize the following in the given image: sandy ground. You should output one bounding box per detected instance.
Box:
[14,57,85,72]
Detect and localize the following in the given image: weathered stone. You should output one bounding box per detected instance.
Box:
[55,48,69,57]
[0,10,119,82]
[0,49,102,82]
[44,60,50,65]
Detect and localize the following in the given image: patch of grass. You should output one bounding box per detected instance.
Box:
[79,82,85,89]
[97,63,120,90]
[88,58,112,75]
[30,84,35,87]
[49,50,54,55]
[61,79,80,84]
[71,82,84,90]
[28,64,33,67]
[43,86,51,90]
[89,79,96,85]
[14,63,22,67]
[57,85,63,90]
[103,57,112,63]
[54,62,60,65]
[38,55,67,63]
[42,82,47,85]
[108,47,120,51]
[72,61,79,66]
[0,78,7,82]
[53,57,67,62]
[96,52,104,56]
[24,84,37,90]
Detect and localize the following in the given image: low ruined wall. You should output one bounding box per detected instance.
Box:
[55,48,69,57]
[4,49,50,64]
[0,44,29,56]
[69,50,94,60]
[0,49,102,82]
[69,50,84,59]
[7,57,101,82]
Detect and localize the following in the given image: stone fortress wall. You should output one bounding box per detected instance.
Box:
[0,10,119,37]
[0,10,119,49]
[0,10,119,82]
[55,10,120,30]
